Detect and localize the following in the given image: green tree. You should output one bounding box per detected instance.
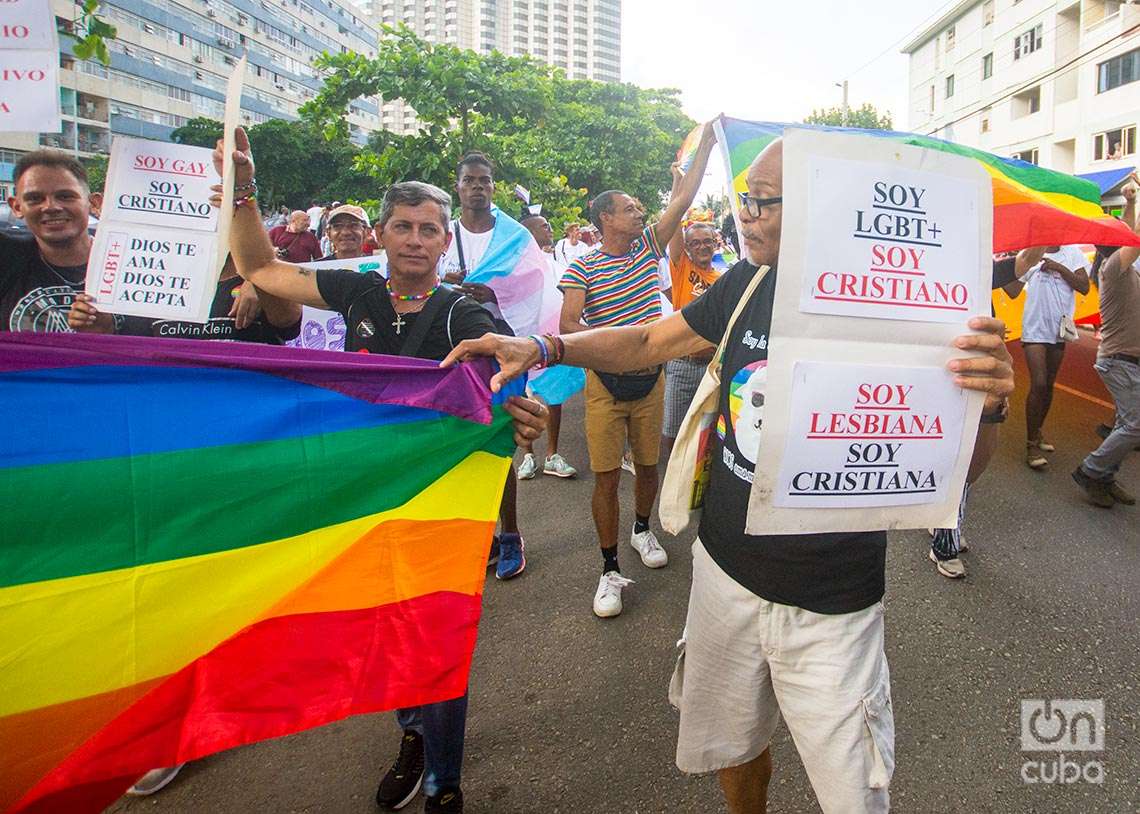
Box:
[804,103,893,130]
[83,154,108,194]
[170,117,224,147]
[301,25,693,229]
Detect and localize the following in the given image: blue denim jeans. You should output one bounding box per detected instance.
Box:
[395,693,468,796]
[1082,357,1140,480]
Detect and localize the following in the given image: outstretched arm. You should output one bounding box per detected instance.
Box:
[651,123,716,249]
[442,312,712,392]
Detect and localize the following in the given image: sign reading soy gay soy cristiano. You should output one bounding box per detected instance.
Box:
[87,139,221,321]
[744,128,991,535]
[801,155,981,323]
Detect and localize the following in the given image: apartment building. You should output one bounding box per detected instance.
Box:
[904,0,1140,198]
[0,0,382,198]
[372,0,621,133]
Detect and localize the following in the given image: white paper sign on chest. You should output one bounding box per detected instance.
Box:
[744,128,993,535]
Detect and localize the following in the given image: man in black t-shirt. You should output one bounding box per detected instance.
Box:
[443,139,1015,814]
[1,151,102,332]
[215,127,548,814]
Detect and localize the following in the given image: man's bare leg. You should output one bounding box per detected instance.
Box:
[633,462,659,518]
[593,469,621,552]
[718,748,772,814]
[500,470,519,534]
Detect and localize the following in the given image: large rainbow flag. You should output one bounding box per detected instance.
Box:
[678,116,1140,253]
[0,333,519,813]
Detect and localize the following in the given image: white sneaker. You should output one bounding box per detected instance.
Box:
[517,453,537,480]
[593,571,634,618]
[543,453,577,478]
[630,528,668,568]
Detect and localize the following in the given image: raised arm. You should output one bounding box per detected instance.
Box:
[666,162,687,265]
[1114,181,1140,271]
[651,123,716,249]
[213,128,330,309]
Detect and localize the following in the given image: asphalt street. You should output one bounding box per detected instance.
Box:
[109,334,1139,814]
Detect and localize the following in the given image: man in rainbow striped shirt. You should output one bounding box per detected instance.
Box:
[558,123,717,618]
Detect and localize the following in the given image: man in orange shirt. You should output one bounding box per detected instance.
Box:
[661,219,722,459]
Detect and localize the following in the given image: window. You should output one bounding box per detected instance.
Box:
[1011,85,1041,118]
[1014,23,1043,60]
[1098,47,1140,93]
[980,108,991,133]
[946,24,955,51]
[983,0,993,26]
[983,52,993,79]
[929,84,935,113]
[1094,126,1136,160]
[1012,148,1039,165]
[945,74,955,98]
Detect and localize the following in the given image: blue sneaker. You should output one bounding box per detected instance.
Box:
[487,536,500,569]
[495,533,526,580]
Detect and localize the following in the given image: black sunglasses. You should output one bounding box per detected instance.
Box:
[738,192,783,218]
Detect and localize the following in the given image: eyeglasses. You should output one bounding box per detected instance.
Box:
[686,239,718,249]
[737,192,783,218]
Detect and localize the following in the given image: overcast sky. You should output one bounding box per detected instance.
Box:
[620,0,955,132]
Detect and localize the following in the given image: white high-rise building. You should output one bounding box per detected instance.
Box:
[0,0,382,198]
[903,0,1140,197]
[373,0,621,133]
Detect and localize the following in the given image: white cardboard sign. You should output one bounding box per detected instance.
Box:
[744,129,993,535]
[772,362,966,509]
[0,50,59,132]
[0,0,57,50]
[800,155,981,323]
[86,58,245,322]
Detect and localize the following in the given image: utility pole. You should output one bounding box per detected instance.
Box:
[836,80,849,125]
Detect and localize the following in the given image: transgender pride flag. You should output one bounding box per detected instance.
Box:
[465,208,585,405]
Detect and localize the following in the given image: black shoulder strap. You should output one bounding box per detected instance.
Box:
[400,287,461,358]
[452,219,467,278]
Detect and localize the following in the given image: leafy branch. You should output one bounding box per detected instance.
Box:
[64,0,117,66]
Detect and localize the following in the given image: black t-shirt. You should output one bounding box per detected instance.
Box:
[680,260,887,615]
[119,276,301,344]
[315,268,497,360]
[0,233,86,333]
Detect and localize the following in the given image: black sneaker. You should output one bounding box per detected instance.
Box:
[424,787,463,813]
[375,730,424,810]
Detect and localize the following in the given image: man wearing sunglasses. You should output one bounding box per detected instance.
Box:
[443,136,1013,813]
[661,218,723,460]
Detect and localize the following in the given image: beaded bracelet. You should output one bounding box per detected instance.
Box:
[543,333,565,366]
[528,335,549,368]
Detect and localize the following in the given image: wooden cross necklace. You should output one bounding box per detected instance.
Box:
[388,278,440,336]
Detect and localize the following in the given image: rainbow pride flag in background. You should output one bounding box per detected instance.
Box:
[0,333,519,813]
[678,117,1140,252]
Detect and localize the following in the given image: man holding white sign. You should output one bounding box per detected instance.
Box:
[442,137,1013,813]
